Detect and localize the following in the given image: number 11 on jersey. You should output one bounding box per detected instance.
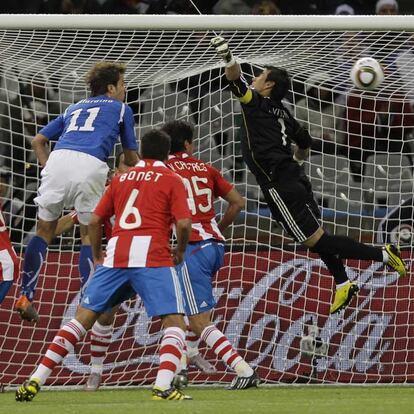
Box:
[67,107,100,132]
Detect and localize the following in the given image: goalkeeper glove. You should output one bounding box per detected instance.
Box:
[210,36,236,67]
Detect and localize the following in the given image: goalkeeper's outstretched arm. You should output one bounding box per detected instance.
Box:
[211,36,253,105]
[210,36,241,81]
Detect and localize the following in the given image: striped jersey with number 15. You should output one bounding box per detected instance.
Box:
[167,152,233,242]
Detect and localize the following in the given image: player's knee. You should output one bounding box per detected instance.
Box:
[75,307,99,331]
[162,314,187,331]
[189,312,212,336]
[97,311,115,326]
[36,219,58,244]
[308,231,334,255]
[79,224,90,244]
[303,227,325,249]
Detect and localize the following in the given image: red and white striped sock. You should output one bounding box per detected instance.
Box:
[30,319,86,385]
[90,321,112,374]
[186,326,200,359]
[180,343,188,371]
[155,327,185,390]
[201,325,253,377]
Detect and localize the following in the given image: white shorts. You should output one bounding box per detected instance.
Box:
[0,247,18,281]
[34,149,109,225]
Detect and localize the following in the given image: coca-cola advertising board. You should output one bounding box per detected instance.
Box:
[0,249,413,385]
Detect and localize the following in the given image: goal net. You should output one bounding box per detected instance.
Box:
[0,15,413,387]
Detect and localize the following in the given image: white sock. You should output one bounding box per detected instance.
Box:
[382,249,389,263]
[233,360,254,378]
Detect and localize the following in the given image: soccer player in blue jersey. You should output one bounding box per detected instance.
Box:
[15,62,139,323]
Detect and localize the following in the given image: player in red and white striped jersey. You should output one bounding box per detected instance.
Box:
[163,120,260,390]
[16,129,193,402]
[167,151,232,242]
[55,151,213,392]
[0,208,19,304]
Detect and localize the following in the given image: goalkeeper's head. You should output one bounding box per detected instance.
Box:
[140,129,171,162]
[161,120,194,155]
[252,65,290,102]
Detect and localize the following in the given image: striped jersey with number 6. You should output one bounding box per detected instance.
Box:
[0,208,19,282]
[167,152,233,242]
[93,160,191,268]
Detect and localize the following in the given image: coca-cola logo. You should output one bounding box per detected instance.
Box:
[60,254,412,382]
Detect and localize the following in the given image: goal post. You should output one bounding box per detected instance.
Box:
[0,14,413,387]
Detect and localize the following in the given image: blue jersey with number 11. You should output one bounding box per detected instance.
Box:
[39,95,137,162]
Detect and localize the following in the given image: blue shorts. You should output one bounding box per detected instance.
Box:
[81,265,185,317]
[178,240,224,316]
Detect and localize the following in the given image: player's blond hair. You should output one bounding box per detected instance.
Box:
[85,61,126,96]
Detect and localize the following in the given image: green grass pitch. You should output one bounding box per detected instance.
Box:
[1,386,414,414]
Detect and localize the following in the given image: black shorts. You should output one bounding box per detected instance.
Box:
[261,164,321,243]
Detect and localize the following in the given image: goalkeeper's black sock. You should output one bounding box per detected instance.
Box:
[311,233,383,262]
[318,253,348,285]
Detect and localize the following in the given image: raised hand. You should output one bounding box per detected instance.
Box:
[210,36,234,65]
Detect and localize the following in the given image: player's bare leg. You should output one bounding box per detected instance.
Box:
[15,218,58,323]
[152,314,192,401]
[16,307,98,401]
[189,311,260,390]
[84,306,119,391]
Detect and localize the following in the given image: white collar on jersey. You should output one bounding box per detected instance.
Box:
[168,152,189,159]
[136,160,166,167]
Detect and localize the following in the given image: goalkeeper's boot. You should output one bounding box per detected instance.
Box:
[15,379,40,402]
[84,372,102,391]
[189,354,217,374]
[330,282,359,314]
[152,386,192,401]
[227,371,261,390]
[384,244,407,277]
[172,369,188,390]
[15,295,39,323]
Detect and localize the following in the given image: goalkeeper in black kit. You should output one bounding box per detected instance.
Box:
[210,36,407,314]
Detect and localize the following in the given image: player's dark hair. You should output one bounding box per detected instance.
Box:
[264,65,290,101]
[86,61,126,96]
[161,120,194,153]
[140,129,171,161]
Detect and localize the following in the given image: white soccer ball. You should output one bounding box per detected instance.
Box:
[350,57,384,90]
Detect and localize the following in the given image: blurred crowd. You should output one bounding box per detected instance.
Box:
[0,0,412,16]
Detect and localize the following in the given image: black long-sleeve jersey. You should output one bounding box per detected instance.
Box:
[228,75,312,186]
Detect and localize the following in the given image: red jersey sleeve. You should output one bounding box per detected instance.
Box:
[94,181,115,219]
[209,165,233,198]
[169,176,192,221]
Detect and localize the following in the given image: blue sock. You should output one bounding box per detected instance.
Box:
[79,245,94,290]
[21,235,48,301]
[0,280,13,304]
